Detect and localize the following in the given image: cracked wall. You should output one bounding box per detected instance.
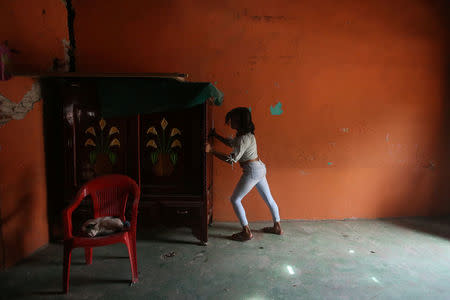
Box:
[0,82,41,127]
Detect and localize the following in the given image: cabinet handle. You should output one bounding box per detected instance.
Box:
[176,209,189,215]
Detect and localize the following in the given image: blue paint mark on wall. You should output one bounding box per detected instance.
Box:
[248,106,252,112]
[328,162,333,166]
[270,102,283,115]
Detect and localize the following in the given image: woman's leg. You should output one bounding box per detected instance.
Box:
[230,173,258,227]
[256,176,283,234]
[255,177,280,222]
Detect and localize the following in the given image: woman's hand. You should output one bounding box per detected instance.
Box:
[205,143,213,153]
[208,128,216,138]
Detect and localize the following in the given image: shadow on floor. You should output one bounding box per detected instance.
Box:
[29,278,131,296]
[135,222,279,243]
[384,216,450,241]
[31,291,66,296]
[93,255,129,260]
[136,224,202,245]
[71,277,131,286]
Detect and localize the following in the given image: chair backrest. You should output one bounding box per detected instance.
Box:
[82,174,140,220]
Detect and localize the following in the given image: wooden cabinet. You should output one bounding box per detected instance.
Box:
[138,103,213,243]
[42,77,213,244]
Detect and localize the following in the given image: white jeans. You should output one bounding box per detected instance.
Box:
[230,160,281,226]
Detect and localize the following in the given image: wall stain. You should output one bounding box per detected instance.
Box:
[270,102,283,115]
[385,133,435,168]
[250,16,287,22]
[280,56,295,59]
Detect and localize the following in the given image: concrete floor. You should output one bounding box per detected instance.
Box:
[1,217,449,300]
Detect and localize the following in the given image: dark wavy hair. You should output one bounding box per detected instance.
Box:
[225,107,255,136]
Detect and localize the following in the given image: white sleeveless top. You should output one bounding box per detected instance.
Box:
[226,133,258,164]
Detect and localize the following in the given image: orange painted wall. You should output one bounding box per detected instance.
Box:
[0,77,48,268]
[0,0,68,73]
[0,1,449,259]
[0,0,67,268]
[73,0,450,222]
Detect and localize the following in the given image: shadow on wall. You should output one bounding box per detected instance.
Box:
[433,1,450,217]
[0,203,3,270]
[40,78,66,242]
[383,1,450,237]
[417,0,450,219]
[0,167,41,269]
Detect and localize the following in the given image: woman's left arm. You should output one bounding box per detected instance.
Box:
[205,143,233,164]
[211,150,233,164]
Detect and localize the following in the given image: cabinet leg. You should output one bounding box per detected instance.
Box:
[192,225,208,245]
[208,212,213,226]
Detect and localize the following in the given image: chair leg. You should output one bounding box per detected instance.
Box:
[63,244,72,294]
[85,248,93,265]
[125,234,138,283]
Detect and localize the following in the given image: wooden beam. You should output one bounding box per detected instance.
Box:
[12,72,188,81]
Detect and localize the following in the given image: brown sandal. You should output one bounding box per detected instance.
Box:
[231,230,253,241]
[262,226,283,235]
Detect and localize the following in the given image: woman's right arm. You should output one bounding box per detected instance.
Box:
[210,129,233,148]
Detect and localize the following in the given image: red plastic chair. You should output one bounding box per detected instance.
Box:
[62,174,140,293]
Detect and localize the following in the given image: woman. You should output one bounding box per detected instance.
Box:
[205,107,283,241]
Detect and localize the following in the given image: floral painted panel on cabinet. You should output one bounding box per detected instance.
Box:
[74,105,129,185]
[145,117,182,177]
[140,105,203,196]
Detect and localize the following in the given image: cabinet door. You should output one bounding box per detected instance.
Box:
[74,105,130,186]
[140,105,203,197]
[205,102,214,224]
[60,78,138,190]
